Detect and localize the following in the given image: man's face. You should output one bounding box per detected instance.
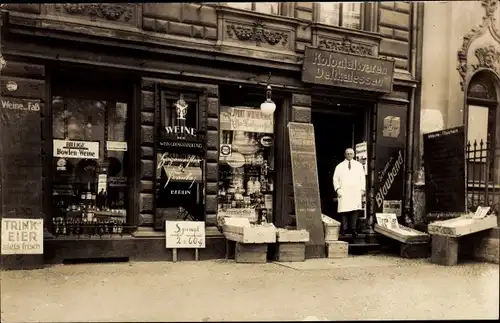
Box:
[345,149,354,161]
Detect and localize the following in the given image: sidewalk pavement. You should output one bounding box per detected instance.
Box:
[1,255,499,322]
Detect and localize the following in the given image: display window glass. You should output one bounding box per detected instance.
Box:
[51,96,130,235]
[218,106,275,223]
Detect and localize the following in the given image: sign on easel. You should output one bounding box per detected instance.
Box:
[165,221,205,262]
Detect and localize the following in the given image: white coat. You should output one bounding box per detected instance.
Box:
[333,159,366,213]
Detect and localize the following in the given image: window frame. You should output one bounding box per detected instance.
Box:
[313,2,367,31]
[223,2,284,16]
[47,67,136,233]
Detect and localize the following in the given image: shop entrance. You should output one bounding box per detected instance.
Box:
[311,103,368,224]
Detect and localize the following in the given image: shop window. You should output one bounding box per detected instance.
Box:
[316,2,362,30]
[225,2,281,15]
[51,96,130,236]
[218,106,275,223]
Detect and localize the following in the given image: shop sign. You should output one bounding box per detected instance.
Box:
[383,116,401,138]
[220,144,232,157]
[302,47,394,93]
[225,152,245,168]
[1,218,43,255]
[375,149,404,210]
[260,135,273,147]
[165,221,205,248]
[53,139,99,159]
[158,139,204,150]
[355,141,368,175]
[221,106,274,133]
[6,81,18,92]
[383,200,402,218]
[1,97,40,112]
[375,213,399,230]
[218,208,257,222]
[108,176,127,187]
[106,141,128,152]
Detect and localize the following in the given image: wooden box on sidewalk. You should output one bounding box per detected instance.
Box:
[322,214,340,242]
[235,243,267,263]
[275,229,309,262]
[326,241,348,259]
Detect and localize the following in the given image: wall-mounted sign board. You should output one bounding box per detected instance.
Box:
[53,139,99,159]
[1,218,44,255]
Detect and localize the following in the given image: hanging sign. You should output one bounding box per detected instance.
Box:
[53,139,99,159]
[106,141,128,152]
[165,221,206,248]
[1,218,44,255]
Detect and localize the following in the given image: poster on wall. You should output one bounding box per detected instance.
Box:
[374,147,405,214]
[383,200,402,218]
[53,139,99,159]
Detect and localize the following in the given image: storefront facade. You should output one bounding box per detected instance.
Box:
[0,2,423,268]
[414,0,500,226]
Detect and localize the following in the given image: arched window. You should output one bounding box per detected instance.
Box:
[465,71,499,210]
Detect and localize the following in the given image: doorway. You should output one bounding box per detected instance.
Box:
[312,104,367,223]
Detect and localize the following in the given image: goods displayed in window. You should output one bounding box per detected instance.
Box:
[218,106,275,223]
[51,97,130,236]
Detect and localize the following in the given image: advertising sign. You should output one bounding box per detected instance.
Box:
[53,139,99,159]
[1,218,44,255]
[220,106,274,133]
[165,221,205,248]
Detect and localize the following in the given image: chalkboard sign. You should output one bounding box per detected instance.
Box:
[423,126,466,213]
[288,122,325,246]
[1,97,43,221]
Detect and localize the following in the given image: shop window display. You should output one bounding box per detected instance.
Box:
[51,97,130,236]
[218,106,275,224]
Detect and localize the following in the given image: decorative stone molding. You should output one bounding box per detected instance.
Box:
[472,45,500,73]
[457,0,500,90]
[55,3,133,22]
[318,36,373,56]
[226,20,288,46]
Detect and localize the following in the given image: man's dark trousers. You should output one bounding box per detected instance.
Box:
[341,210,360,235]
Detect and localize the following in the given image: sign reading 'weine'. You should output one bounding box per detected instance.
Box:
[302,47,395,93]
[423,126,466,213]
[288,122,324,246]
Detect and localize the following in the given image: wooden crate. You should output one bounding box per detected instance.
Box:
[223,224,276,244]
[326,241,348,259]
[276,228,309,242]
[322,214,340,241]
[235,242,267,263]
[374,224,430,244]
[275,242,306,262]
[431,234,459,266]
[399,242,429,259]
[428,214,497,238]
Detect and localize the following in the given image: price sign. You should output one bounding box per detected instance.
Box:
[375,213,400,230]
[165,221,206,249]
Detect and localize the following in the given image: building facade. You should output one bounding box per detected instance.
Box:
[0,2,423,268]
[415,0,500,225]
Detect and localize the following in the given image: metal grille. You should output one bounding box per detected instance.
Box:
[466,140,500,216]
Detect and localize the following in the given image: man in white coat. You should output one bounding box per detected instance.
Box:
[333,148,366,238]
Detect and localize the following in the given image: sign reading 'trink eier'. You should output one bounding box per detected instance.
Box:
[1,218,44,255]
